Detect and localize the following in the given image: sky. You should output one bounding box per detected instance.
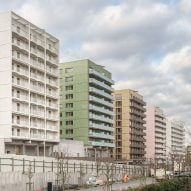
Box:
[1,0,191,142]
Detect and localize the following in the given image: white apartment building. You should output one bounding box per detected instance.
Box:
[145,106,166,160]
[166,119,185,156]
[0,11,59,156]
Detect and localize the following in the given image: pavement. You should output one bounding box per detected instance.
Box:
[80,177,155,191]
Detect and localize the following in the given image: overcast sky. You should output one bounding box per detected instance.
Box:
[1,0,191,142]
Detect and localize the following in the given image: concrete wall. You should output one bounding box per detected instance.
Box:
[53,139,85,157]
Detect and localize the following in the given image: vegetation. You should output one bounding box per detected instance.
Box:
[126,178,190,191]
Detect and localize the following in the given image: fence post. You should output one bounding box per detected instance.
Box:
[52,160,54,172]
[33,159,35,173]
[23,158,25,173]
[43,160,45,173]
[12,158,14,172]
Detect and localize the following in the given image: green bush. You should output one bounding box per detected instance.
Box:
[126,178,189,191]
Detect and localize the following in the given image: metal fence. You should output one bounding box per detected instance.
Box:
[0,156,146,191]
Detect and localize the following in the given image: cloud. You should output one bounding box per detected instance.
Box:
[0,0,191,142]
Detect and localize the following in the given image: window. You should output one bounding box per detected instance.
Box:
[66,112,73,117]
[65,103,73,108]
[65,68,73,73]
[65,85,73,91]
[60,121,62,126]
[65,94,73,99]
[60,130,62,134]
[65,120,73,126]
[60,112,62,117]
[17,52,20,59]
[66,129,73,134]
[65,76,73,82]
[17,129,20,136]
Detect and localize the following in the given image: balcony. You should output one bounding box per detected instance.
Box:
[46,79,58,87]
[89,104,113,116]
[46,114,58,121]
[12,120,29,127]
[46,124,58,131]
[30,109,44,118]
[30,59,45,71]
[30,72,45,82]
[89,113,113,124]
[89,96,113,108]
[30,48,45,59]
[12,53,29,65]
[89,87,113,100]
[46,67,58,76]
[12,93,29,102]
[89,132,114,140]
[130,115,145,124]
[12,40,29,52]
[46,133,59,141]
[130,102,146,112]
[30,35,45,47]
[46,90,58,98]
[12,132,29,139]
[130,149,145,155]
[12,66,29,77]
[89,78,113,92]
[12,25,29,39]
[30,84,45,94]
[46,56,58,66]
[46,44,58,55]
[12,106,29,115]
[46,102,58,109]
[89,69,114,84]
[30,97,45,106]
[89,122,114,132]
[90,141,115,148]
[30,123,45,130]
[130,96,146,106]
[30,133,45,139]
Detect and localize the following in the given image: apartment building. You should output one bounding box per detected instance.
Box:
[60,59,114,157]
[113,89,146,163]
[166,119,185,156]
[0,12,59,156]
[145,106,166,160]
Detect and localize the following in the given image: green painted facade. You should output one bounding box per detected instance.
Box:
[60,59,113,147]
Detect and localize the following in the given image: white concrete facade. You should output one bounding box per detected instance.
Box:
[166,119,185,156]
[145,106,166,160]
[53,140,85,157]
[0,11,59,156]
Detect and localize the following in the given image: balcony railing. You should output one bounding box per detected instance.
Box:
[89,87,113,100]
[12,66,29,77]
[90,141,114,148]
[89,122,114,132]
[89,113,113,124]
[89,69,114,84]
[89,78,113,92]
[89,104,113,116]
[30,59,45,70]
[12,25,29,39]
[89,96,113,108]
[89,132,114,140]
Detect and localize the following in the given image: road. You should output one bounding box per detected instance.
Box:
[80,177,155,191]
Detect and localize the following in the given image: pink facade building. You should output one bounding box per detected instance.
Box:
[145,106,166,160]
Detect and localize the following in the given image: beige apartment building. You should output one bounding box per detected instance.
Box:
[114,89,146,163]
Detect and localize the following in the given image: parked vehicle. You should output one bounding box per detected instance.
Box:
[86,176,104,186]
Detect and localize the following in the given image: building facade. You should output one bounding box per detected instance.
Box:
[60,59,114,157]
[166,119,185,156]
[145,106,166,160]
[0,12,60,156]
[113,89,146,163]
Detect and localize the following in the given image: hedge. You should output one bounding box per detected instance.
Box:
[126,178,189,191]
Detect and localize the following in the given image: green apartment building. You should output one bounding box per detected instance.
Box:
[60,59,114,157]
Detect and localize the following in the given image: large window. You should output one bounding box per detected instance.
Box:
[65,76,73,82]
[65,94,73,99]
[65,129,73,134]
[65,120,73,126]
[65,85,73,91]
[65,103,73,108]
[65,68,73,73]
[66,112,73,117]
